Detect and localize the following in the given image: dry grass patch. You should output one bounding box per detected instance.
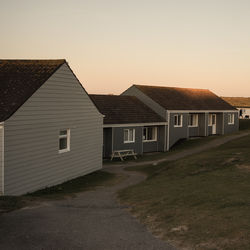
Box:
[119,135,250,250]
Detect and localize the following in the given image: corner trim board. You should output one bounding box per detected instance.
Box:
[167,111,170,151]
[0,124,4,195]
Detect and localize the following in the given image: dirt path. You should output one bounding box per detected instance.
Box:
[0,163,175,250]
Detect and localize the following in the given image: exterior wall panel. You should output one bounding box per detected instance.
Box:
[4,63,103,195]
[113,127,143,154]
[188,127,199,137]
[224,112,239,134]
[216,113,223,135]
[0,126,3,194]
[143,126,165,153]
[169,113,189,148]
[198,113,206,136]
[103,128,112,158]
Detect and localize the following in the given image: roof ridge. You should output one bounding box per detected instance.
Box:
[134,84,210,91]
[0,59,65,61]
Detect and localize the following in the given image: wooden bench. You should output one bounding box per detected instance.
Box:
[110,149,137,161]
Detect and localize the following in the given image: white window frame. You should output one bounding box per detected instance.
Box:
[124,128,135,143]
[59,129,70,153]
[174,114,183,127]
[228,114,235,125]
[208,114,213,126]
[143,127,157,142]
[188,114,198,127]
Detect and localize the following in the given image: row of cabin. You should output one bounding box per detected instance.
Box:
[0,59,239,195]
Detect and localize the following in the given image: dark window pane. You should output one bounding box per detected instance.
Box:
[60,130,67,136]
[143,128,147,140]
[59,138,67,150]
[148,127,153,140]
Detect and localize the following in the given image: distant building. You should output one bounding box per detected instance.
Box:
[222,97,250,119]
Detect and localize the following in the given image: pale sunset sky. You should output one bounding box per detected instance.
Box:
[1,0,250,96]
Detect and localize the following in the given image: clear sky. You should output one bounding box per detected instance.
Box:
[1,0,250,96]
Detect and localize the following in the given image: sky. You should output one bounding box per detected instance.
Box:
[1,0,250,96]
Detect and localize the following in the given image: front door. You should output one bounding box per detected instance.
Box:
[212,114,216,134]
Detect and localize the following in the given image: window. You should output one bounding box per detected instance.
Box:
[143,127,157,142]
[228,114,235,125]
[59,129,70,153]
[188,114,198,127]
[124,129,135,143]
[208,114,213,126]
[174,114,183,127]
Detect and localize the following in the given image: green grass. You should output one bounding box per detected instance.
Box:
[119,135,250,250]
[0,170,116,214]
[239,119,250,130]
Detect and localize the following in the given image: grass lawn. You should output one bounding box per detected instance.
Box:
[118,134,250,250]
[0,170,117,214]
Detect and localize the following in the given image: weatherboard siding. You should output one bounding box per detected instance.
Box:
[103,128,112,158]
[143,125,165,153]
[4,63,103,195]
[224,112,239,134]
[188,127,199,137]
[113,127,143,155]
[122,86,167,120]
[169,113,189,148]
[0,126,3,194]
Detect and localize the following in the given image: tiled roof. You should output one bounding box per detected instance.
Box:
[0,59,65,122]
[89,94,166,124]
[134,85,236,110]
[222,97,250,108]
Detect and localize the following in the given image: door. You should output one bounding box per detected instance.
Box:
[212,114,216,134]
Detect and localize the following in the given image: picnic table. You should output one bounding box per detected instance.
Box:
[110,149,137,161]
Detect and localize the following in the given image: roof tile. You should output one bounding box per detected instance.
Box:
[134,85,236,110]
[0,59,65,122]
[90,94,165,124]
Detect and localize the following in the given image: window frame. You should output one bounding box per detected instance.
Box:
[228,114,235,125]
[174,114,183,127]
[124,128,135,143]
[143,127,157,142]
[208,114,213,126]
[188,114,198,127]
[59,129,71,153]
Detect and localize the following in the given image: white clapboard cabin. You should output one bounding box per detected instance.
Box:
[0,59,103,195]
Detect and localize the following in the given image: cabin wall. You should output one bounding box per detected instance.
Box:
[224,112,239,134]
[169,113,189,148]
[0,125,3,195]
[4,63,103,195]
[103,128,112,158]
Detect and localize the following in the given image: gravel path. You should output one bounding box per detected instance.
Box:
[0,164,175,250]
[0,132,248,250]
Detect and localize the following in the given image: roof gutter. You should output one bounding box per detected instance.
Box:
[103,122,168,128]
[167,110,238,113]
